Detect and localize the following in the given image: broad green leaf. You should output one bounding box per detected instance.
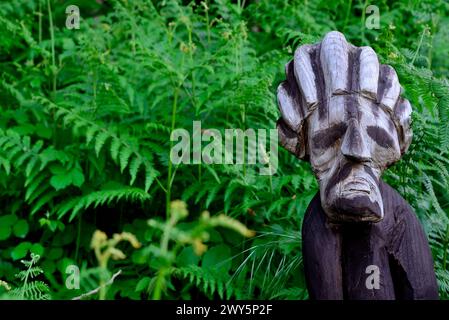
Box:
[202,245,232,273]
[71,165,85,187]
[135,276,152,292]
[30,243,45,256]
[0,214,18,227]
[11,242,32,260]
[0,224,11,241]
[50,173,72,190]
[13,219,29,238]
[177,246,200,267]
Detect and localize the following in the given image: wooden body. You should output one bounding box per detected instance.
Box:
[302,181,439,299]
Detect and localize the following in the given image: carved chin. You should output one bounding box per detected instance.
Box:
[327,195,384,223]
[321,185,384,223]
[320,173,384,223]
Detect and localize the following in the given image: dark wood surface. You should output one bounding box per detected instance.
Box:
[302,180,439,300]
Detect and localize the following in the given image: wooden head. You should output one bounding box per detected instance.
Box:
[277,31,412,223]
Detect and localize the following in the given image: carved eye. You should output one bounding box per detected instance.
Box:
[312,123,347,150]
[366,126,395,149]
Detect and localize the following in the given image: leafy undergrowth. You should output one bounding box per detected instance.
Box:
[0,0,448,299]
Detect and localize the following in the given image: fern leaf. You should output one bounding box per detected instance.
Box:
[144,165,157,192]
[85,126,99,145]
[30,190,58,216]
[0,156,11,175]
[53,186,151,221]
[129,156,142,185]
[110,137,121,161]
[94,131,110,156]
[119,147,133,173]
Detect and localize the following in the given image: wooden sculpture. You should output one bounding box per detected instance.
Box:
[277,31,439,299]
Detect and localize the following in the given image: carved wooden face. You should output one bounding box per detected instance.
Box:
[308,94,402,222]
[277,31,412,223]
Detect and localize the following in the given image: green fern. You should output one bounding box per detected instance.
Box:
[0,0,448,300]
[172,265,241,299]
[40,99,159,192]
[56,186,151,221]
[10,253,51,300]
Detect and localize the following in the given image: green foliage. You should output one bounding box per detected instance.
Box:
[173,265,240,299]
[8,253,51,300]
[142,200,254,299]
[0,0,448,300]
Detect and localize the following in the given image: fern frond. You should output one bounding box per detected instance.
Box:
[172,265,240,299]
[56,187,151,221]
[11,254,51,300]
[40,99,160,192]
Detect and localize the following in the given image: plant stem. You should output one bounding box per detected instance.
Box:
[205,1,211,45]
[186,25,202,183]
[161,215,176,253]
[72,270,121,300]
[343,0,352,31]
[21,255,37,300]
[38,0,42,44]
[269,162,273,193]
[412,26,428,65]
[47,0,56,100]
[442,224,449,271]
[130,3,136,55]
[360,0,368,45]
[166,87,179,219]
[152,268,167,300]
[75,213,82,263]
[99,260,108,300]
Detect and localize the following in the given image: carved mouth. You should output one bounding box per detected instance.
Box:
[340,177,373,196]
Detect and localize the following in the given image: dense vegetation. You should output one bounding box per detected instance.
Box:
[0,0,448,300]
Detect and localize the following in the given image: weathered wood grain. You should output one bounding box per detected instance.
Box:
[294,45,318,107]
[302,181,439,300]
[359,46,379,100]
[379,65,401,111]
[320,31,349,96]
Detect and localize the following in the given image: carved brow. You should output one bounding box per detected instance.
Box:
[312,123,347,149]
[366,126,395,149]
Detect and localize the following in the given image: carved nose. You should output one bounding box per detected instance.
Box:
[341,119,371,162]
